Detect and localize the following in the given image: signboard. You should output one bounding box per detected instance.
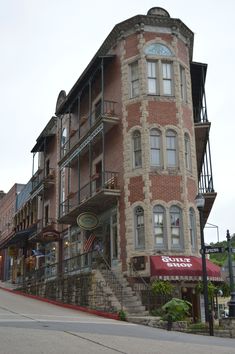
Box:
[77,212,99,230]
[203,246,224,254]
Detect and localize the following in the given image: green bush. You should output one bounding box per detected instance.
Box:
[161,298,192,322]
[151,280,174,296]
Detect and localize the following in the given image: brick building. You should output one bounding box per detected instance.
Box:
[0,7,221,319]
[0,184,25,280]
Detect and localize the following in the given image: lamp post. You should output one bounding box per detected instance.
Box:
[226,230,235,317]
[195,193,213,336]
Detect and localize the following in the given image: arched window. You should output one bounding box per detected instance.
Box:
[134,206,145,249]
[150,129,162,167]
[153,205,165,246]
[189,208,196,250]
[184,133,191,171]
[170,206,182,247]
[133,130,142,168]
[144,43,173,56]
[166,130,177,167]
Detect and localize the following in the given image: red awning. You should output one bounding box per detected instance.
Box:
[150,255,221,281]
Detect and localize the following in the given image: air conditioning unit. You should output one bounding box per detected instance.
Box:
[131,256,146,271]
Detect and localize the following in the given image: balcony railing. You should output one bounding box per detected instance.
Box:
[31,168,56,192]
[59,171,119,219]
[60,100,118,159]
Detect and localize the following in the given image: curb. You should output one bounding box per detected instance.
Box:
[0,286,120,321]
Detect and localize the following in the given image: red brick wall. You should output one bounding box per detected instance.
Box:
[148,101,178,126]
[182,106,194,135]
[150,175,182,202]
[177,38,189,65]
[187,177,197,203]
[143,32,173,45]
[124,33,139,59]
[126,102,141,129]
[128,176,145,203]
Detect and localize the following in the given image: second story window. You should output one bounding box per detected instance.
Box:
[153,205,165,246]
[130,61,139,98]
[170,205,182,247]
[135,206,145,249]
[166,130,177,168]
[133,130,142,168]
[150,129,161,167]
[189,208,196,250]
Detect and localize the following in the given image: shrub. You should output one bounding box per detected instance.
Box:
[161,298,192,322]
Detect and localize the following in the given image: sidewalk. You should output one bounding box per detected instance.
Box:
[0,280,20,290]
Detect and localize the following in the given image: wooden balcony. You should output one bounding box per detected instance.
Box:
[58,171,120,224]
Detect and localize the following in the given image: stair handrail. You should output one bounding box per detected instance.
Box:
[96,251,124,310]
[129,261,151,312]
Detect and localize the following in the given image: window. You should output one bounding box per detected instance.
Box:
[61,127,68,157]
[147,61,158,94]
[135,206,145,249]
[133,130,142,168]
[147,61,173,96]
[166,130,177,167]
[184,133,191,171]
[60,168,65,216]
[162,63,172,95]
[130,61,139,98]
[189,208,196,250]
[180,66,187,101]
[153,205,165,246]
[170,206,182,247]
[150,129,161,167]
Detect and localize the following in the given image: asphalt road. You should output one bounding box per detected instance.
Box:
[0,288,234,354]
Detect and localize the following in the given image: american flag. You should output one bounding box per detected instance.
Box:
[84,233,96,252]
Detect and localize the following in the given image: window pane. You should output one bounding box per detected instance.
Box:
[148,78,157,94]
[162,63,171,79]
[163,80,172,95]
[151,150,160,165]
[148,62,156,76]
[167,151,176,166]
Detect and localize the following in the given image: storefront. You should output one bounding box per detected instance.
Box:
[150,255,222,321]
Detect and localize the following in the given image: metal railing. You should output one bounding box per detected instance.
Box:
[60,100,117,159]
[19,250,121,313]
[59,171,119,218]
[31,168,55,191]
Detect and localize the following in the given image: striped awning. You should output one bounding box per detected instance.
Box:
[150,255,222,281]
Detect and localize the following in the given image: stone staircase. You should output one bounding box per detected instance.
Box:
[96,268,148,316]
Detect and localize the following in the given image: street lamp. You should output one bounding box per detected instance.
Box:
[226,230,235,317]
[195,193,213,336]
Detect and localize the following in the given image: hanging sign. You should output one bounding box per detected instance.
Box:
[77,212,99,230]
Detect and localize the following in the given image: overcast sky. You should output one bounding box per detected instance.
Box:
[1,0,234,243]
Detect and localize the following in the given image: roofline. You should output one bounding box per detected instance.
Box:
[55,13,194,115]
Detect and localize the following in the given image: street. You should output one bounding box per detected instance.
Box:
[0,288,234,354]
